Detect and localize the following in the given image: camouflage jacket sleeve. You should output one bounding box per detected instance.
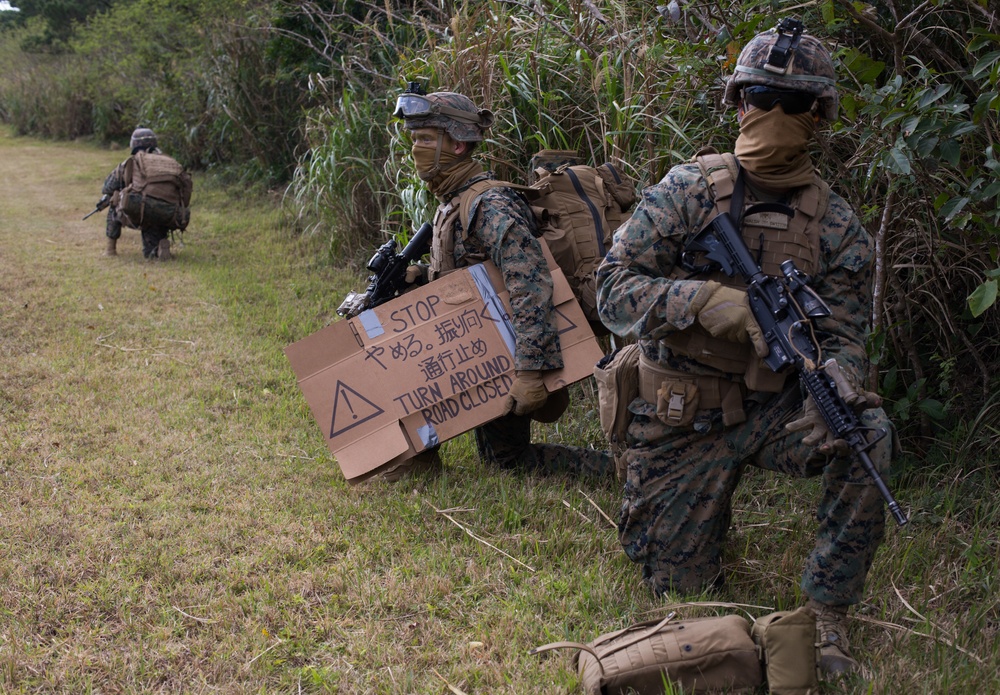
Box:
[810,192,874,383]
[596,163,716,341]
[466,188,563,371]
[102,159,130,196]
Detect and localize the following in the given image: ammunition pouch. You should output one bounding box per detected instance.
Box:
[594,344,641,480]
[751,607,821,695]
[638,353,748,427]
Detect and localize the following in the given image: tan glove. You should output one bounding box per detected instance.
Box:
[405,264,426,284]
[786,359,882,455]
[690,281,768,357]
[785,393,848,455]
[502,370,549,417]
[824,358,882,411]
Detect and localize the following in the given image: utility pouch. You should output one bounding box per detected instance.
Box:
[594,343,640,480]
[751,607,820,695]
[656,379,700,428]
[532,613,763,695]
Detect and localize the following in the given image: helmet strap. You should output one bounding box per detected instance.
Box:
[766,18,805,74]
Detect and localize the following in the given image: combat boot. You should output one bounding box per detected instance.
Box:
[103,237,117,257]
[806,599,859,677]
[376,448,442,482]
[157,237,172,261]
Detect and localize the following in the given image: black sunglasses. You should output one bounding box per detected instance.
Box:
[742,86,816,115]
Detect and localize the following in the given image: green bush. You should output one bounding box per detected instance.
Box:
[0,0,320,183]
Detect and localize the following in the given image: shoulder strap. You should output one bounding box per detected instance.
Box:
[529,641,603,668]
[457,179,535,231]
[694,149,740,214]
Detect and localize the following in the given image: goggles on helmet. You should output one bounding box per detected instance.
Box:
[742,85,816,115]
[393,94,481,124]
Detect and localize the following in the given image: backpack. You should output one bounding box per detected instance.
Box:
[458,150,637,328]
[531,612,763,694]
[120,151,193,231]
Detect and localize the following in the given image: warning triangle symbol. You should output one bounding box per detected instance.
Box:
[329,381,384,438]
[553,306,578,335]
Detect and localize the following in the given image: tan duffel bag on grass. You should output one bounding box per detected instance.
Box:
[532,612,763,694]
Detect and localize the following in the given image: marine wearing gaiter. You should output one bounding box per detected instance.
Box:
[734,107,816,190]
[412,140,484,199]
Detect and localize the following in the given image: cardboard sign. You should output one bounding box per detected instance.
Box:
[285,258,603,482]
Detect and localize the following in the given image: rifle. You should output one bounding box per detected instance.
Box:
[681,180,908,527]
[83,195,110,221]
[336,222,433,319]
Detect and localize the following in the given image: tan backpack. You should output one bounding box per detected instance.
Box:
[120,151,193,231]
[458,150,637,328]
[532,612,763,694]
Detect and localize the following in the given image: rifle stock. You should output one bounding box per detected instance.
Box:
[683,209,908,526]
[336,222,433,319]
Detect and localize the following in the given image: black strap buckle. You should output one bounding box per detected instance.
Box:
[766,18,805,74]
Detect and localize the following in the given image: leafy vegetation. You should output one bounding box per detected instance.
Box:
[0,0,320,183]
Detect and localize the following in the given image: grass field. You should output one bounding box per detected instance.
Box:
[1,128,997,694]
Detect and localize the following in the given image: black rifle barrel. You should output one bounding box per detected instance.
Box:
[800,368,908,526]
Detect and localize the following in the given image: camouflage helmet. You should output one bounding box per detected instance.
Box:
[723,19,838,120]
[395,91,495,143]
[129,127,157,151]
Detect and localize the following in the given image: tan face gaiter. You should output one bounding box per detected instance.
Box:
[734,107,817,190]
[412,139,483,199]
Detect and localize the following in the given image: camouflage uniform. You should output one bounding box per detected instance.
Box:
[441,174,610,477]
[399,90,611,478]
[596,162,891,604]
[103,128,173,259]
[103,154,172,259]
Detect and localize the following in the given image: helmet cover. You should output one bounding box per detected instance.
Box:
[724,20,838,120]
[398,92,495,143]
[130,127,158,151]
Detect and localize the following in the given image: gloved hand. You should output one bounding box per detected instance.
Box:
[96,194,110,210]
[785,393,848,455]
[404,263,428,285]
[824,359,882,411]
[502,370,549,417]
[786,359,882,455]
[690,281,768,357]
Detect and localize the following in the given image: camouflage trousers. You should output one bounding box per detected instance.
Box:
[106,208,168,258]
[619,384,891,606]
[140,227,170,258]
[475,412,612,478]
[106,208,124,239]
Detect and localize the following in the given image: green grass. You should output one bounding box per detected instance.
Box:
[0,128,997,693]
